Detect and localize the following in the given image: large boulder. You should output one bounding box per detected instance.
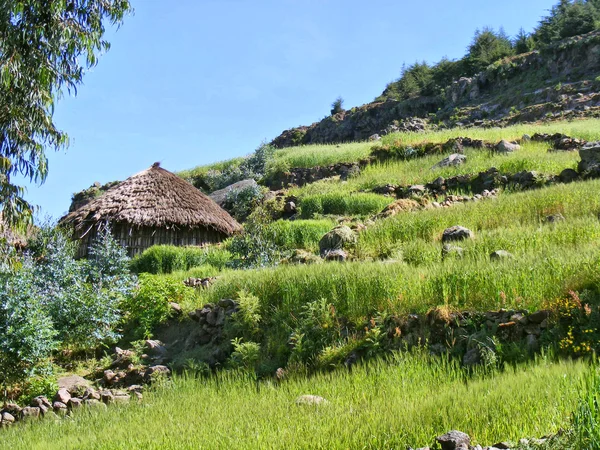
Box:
[442,226,474,243]
[209,179,258,207]
[579,141,600,173]
[319,226,356,256]
[495,140,520,153]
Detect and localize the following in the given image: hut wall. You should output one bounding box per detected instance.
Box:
[75,222,225,258]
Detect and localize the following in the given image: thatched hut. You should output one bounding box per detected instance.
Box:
[59,163,242,258]
[0,214,30,249]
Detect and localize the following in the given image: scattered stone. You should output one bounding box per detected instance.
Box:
[491,443,512,449]
[407,184,426,196]
[369,133,381,141]
[145,339,167,357]
[545,213,565,223]
[490,250,514,260]
[100,390,114,404]
[442,226,474,243]
[144,365,171,382]
[284,201,297,214]
[323,249,347,262]
[68,398,83,409]
[169,302,182,316]
[436,430,471,450]
[432,153,467,169]
[54,388,71,405]
[1,412,15,424]
[495,140,520,153]
[377,199,421,219]
[21,406,41,420]
[527,310,549,324]
[559,168,579,183]
[442,244,464,260]
[295,395,329,406]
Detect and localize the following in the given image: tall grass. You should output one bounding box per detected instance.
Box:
[3,355,586,449]
[268,118,600,173]
[289,140,578,199]
[263,219,336,252]
[299,192,393,218]
[357,179,600,257]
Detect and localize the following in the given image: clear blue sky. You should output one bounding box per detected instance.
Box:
[26,0,556,220]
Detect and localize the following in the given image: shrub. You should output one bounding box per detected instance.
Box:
[0,257,57,388]
[228,338,261,373]
[223,184,265,221]
[228,210,286,268]
[121,273,196,339]
[229,290,262,340]
[28,226,132,349]
[330,96,344,115]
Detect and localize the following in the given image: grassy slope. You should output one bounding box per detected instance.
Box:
[2,356,586,450]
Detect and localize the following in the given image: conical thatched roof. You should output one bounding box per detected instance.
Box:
[60,163,242,235]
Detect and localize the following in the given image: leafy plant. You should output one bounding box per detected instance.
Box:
[229,338,261,372]
[121,273,195,339]
[331,96,345,115]
[223,184,265,221]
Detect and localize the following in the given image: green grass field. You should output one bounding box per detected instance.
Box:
[1,355,586,450]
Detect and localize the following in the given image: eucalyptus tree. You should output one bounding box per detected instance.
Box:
[0,0,131,225]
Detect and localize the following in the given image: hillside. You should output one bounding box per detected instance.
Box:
[271,31,600,148]
[9,3,600,449]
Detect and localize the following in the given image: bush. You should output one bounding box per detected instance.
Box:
[223,184,264,221]
[330,96,344,115]
[131,245,232,274]
[228,290,262,340]
[228,210,286,269]
[24,226,134,349]
[121,273,196,339]
[0,257,57,387]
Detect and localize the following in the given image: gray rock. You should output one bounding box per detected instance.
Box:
[432,153,467,169]
[319,226,356,256]
[496,140,520,153]
[1,412,15,424]
[369,133,381,141]
[527,310,549,324]
[21,406,41,420]
[559,168,579,183]
[295,395,329,406]
[407,184,426,196]
[145,339,167,357]
[209,179,258,207]
[83,387,100,401]
[218,298,237,309]
[284,201,297,214]
[83,399,106,409]
[442,226,474,243]
[54,388,71,404]
[442,244,464,259]
[52,402,68,415]
[323,249,347,262]
[436,430,471,450]
[144,365,171,382]
[169,302,182,316]
[579,141,600,172]
[68,398,83,409]
[490,250,514,260]
[490,443,512,449]
[100,390,114,404]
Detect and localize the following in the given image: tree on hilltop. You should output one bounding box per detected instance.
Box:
[0,0,131,226]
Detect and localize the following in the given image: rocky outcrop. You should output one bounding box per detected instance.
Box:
[270,31,600,149]
[319,226,357,257]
